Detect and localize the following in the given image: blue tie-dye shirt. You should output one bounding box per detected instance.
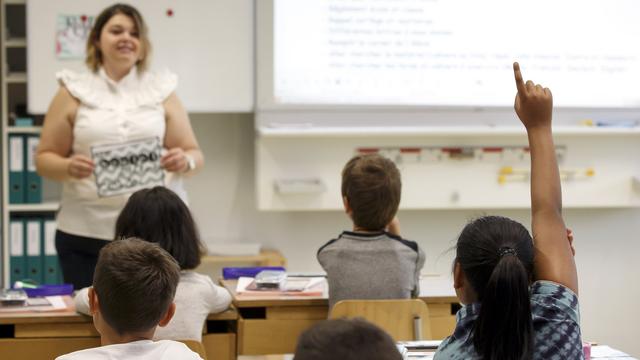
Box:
[435,281,583,360]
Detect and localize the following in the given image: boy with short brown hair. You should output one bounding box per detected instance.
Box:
[318,153,425,308]
[56,238,202,360]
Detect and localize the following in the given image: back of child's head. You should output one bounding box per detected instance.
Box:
[456,215,535,360]
[93,237,180,335]
[341,154,401,231]
[294,318,402,360]
[115,186,204,270]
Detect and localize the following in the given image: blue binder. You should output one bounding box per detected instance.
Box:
[8,134,25,204]
[25,135,42,203]
[9,216,26,285]
[26,218,44,284]
[42,216,61,284]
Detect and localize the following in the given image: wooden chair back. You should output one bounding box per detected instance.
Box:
[329,299,432,341]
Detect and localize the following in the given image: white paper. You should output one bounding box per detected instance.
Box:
[91,137,164,197]
[591,345,633,358]
[56,14,94,59]
[45,296,67,310]
[236,277,254,293]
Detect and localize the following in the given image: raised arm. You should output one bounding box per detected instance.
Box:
[513,62,578,295]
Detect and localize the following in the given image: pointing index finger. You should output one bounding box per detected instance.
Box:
[513,62,527,95]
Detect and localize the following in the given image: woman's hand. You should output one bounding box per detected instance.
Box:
[161,147,190,173]
[67,154,95,179]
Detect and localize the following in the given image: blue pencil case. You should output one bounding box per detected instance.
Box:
[222,266,286,280]
[19,284,74,297]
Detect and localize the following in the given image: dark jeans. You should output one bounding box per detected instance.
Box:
[55,230,110,290]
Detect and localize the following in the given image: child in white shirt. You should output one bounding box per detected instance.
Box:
[58,238,202,360]
[74,186,231,341]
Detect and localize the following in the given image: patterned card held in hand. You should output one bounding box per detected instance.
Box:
[91,137,164,197]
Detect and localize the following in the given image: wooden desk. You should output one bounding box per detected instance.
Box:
[197,249,287,279]
[222,276,459,355]
[0,296,99,359]
[0,297,239,360]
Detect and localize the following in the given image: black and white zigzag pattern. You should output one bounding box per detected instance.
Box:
[91,137,164,197]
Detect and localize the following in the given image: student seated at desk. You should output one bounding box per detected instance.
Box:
[434,63,583,360]
[317,154,425,308]
[75,187,231,341]
[294,318,402,360]
[57,238,202,360]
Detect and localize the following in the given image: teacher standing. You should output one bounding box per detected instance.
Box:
[36,4,204,289]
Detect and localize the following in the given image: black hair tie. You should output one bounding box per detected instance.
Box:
[498,247,518,258]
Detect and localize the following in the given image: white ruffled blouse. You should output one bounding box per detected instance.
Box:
[55,67,187,240]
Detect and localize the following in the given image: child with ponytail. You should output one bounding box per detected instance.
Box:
[435,63,583,360]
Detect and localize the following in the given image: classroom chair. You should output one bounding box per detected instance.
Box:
[178,339,208,360]
[329,299,432,341]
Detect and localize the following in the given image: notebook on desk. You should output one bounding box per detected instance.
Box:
[0,295,70,313]
[236,276,325,296]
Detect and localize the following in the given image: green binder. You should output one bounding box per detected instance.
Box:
[42,216,60,284]
[26,218,44,284]
[9,216,26,286]
[25,135,42,203]
[8,134,25,204]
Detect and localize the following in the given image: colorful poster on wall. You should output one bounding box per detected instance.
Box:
[91,137,165,197]
[55,14,94,59]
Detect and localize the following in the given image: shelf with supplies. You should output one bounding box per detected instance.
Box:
[6,213,62,287]
[2,0,61,288]
[257,125,640,139]
[8,202,60,212]
[4,72,27,83]
[5,37,26,47]
[256,124,640,210]
[7,126,42,134]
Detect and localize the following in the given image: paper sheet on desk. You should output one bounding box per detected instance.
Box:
[236,276,326,296]
[591,345,634,358]
[0,296,68,313]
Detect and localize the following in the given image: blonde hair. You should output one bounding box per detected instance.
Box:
[85,3,151,73]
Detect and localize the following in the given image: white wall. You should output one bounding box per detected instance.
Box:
[187,114,640,357]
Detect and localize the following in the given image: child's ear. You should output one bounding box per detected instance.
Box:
[342,196,352,216]
[453,261,464,290]
[158,303,176,327]
[88,287,99,315]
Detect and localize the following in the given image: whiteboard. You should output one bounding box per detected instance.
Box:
[27,0,253,113]
[258,0,640,110]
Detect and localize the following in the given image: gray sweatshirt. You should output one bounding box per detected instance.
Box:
[317,231,426,309]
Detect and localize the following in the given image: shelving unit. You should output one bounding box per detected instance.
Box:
[258,125,640,138]
[256,124,640,211]
[5,71,26,83]
[2,0,60,287]
[8,202,60,212]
